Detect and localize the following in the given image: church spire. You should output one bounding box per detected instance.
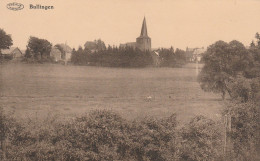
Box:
[140,17,148,37]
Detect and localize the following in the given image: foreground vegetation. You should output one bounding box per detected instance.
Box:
[1,100,258,161]
[1,108,224,161]
[197,33,260,160]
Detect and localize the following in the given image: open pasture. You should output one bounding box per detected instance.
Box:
[0,63,223,122]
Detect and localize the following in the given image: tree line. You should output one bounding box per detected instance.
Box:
[1,28,188,67]
[71,44,154,67]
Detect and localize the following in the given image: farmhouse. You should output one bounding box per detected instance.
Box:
[1,47,23,60]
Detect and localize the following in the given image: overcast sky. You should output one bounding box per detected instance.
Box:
[0,0,260,50]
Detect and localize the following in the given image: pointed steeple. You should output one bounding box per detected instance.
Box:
[136,16,151,51]
[140,17,148,37]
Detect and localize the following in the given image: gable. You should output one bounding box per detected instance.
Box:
[1,47,22,56]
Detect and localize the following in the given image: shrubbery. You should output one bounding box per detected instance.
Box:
[178,116,222,161]
[223,101,259,161]
[0,108,225,161]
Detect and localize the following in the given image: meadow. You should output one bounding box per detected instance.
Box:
[0,63,223,122]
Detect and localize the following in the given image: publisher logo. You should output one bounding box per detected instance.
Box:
[7,2,24,11]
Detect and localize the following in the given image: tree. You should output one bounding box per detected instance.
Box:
[84,39,106,52]
[96,39,106,51]
[250,41,256,48]
[175,48,187,66]
[245,33,260,79]
[159,47,187,67]
[0,29,13,51]
[0,29,13,60]
[255,32,260,47]
[26,36,52,61]
[198,40,251,99]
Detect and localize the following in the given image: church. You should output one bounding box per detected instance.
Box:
[120,17,161,66]
[120,17,152,51]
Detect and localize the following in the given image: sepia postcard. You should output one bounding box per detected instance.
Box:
[0,0,259,160]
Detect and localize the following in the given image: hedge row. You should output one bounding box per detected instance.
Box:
[1,110,222,161]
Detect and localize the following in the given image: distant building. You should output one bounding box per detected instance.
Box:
[20,49,26,56]
[186,47,206,62]
[193,48,206,62]
[119,42,137,49]
[58,43,72,61]
[50,44,72,62]
[1,47,23,60]
[150,51,161,66]
[85,41,97,53]
[50,47,62,62]
[120,17,151,52]
[136,17,151,51]
[84,40,106,53]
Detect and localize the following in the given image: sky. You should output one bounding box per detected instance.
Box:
[0,0,260,50]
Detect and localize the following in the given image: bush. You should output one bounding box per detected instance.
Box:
[54,111,179,161]
[1,110,180,160]
[223,101,260,161]
[226,75,260,103]
[128,114,178,161]
[178,115,223,161]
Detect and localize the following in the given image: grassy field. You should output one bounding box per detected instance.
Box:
[0,63,223,122]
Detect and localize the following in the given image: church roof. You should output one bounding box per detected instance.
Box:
[139,17,150,38]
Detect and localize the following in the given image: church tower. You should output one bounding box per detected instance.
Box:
[136,17,151,51]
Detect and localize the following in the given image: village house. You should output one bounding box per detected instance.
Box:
[150,51,161,67]
[186,47,206,62]
[0,47,23,60]
[59,43,72,61]
[50,47,62,62]
[50,44,72,62]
